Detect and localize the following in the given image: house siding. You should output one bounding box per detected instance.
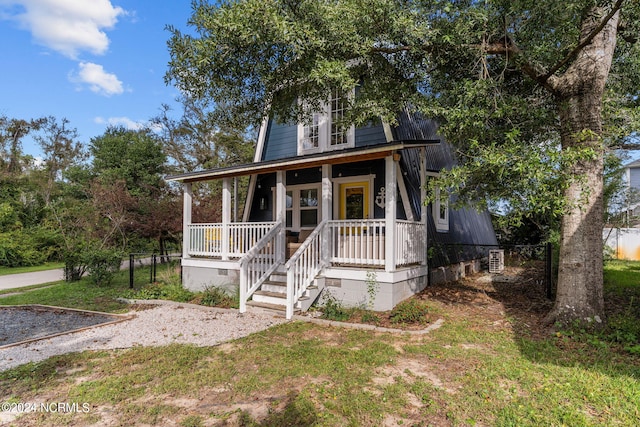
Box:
[262,120,297,161]
[355,122,387,147]
[400,145,497,269]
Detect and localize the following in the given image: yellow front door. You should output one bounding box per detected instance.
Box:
[339,181,369,220]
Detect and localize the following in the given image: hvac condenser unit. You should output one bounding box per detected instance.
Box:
[489,249,504,273]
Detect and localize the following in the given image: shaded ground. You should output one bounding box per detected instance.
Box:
[345,262,553,338]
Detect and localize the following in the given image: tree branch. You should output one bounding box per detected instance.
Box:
[541,0,625,82]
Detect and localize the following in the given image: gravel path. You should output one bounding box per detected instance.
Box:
[0,301,288,372]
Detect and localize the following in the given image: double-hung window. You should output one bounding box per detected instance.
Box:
[433,187,449,232]
[298,90,354,154]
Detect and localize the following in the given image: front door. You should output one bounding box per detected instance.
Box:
[339,181,370,220]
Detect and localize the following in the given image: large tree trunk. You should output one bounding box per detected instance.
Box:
[545,7,619,327]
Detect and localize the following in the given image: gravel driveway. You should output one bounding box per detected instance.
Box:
[0,301,288,372]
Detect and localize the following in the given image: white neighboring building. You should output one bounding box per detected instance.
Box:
[623,158,640,224]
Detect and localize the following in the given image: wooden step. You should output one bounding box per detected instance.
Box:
[254,290,287,299]
[245,300,293,317]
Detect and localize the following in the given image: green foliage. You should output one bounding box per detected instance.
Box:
[389,299,430,325]
[196,286,238,308]
[84,247,124,287]
[89,126,166,197]
[365,269,379,310]
[130,282,195,303]
[320,292,353,322]
[0,228,60,267]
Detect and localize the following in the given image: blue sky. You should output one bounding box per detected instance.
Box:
[0,0,193,157]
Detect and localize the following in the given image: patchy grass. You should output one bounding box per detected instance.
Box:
[1,261,639,426]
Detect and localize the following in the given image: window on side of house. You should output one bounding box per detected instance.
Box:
[298,90,354,155]
[433,186,449,232]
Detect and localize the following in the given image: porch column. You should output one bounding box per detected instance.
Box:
[385,154,397,271]
[420,147,428,266]
[182,182,192,259]
[222,177,231,260]
[276,170,286,262]
[322,164,332,265]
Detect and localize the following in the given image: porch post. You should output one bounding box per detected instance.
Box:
[222,177,231,260]
[322,164,332,265]
[385,154,397,272]
[420,147,428,266]
[182,182,192,259]
[276,170,286,262]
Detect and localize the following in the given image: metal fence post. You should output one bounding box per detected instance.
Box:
[545,242,553,299]
[129,253,134,289]
[152,254,157,283]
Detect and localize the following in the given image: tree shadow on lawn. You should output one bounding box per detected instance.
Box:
[419,264,640,378]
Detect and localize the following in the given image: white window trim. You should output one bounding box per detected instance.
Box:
[332,174,376,219]
[273,183,322,231]
[433,186,449,232]
[297,92,355,155]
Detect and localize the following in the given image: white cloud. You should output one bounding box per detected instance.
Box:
[95,116,146,130]
[71,61,123,96]
[0,0,126,58]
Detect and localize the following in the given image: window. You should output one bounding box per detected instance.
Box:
[298,90,354,154]
[433,187,449,232]
[283,185,321,230]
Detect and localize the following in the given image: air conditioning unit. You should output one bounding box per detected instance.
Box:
[488,249,504,273]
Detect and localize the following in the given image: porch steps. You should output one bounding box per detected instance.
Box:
[247,267,326,314]
[247,268,288,314]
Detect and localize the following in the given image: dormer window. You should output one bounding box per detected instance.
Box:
[298,90,355,155]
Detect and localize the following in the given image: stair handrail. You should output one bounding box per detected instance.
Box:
[284,220,328,319]
[239,221,284,314]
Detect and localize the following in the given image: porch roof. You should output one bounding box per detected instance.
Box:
[166,141,438,183]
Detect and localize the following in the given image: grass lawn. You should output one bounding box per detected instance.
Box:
[0,261,638,426]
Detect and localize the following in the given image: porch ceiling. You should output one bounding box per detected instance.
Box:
[166,141,437,183]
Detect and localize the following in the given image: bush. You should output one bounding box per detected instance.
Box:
[390,298,430,325]
[320,292,353,322]
[85,248,124,286]
[0,229,49,267]
[197,286,238,308]
[131,282,194,303]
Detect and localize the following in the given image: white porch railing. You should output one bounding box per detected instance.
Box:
[396,220,426,266]
[239,222,284,314]
[285,220,328,319]
[188,222,276,258]
[329,220,386,266]
[328,219,425,267]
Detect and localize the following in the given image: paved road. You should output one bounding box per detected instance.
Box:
[0,269,65,291]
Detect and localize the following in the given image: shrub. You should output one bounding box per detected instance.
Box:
[85,248,124,286]
[390,298,430,325]
[321,292,353,322]
[197,286,238,308]
[0,230,49,267]
[131,282,195,303]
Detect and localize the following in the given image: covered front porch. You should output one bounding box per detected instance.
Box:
[171,143,431,319]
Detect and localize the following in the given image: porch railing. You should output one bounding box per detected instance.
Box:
[328,219,425,267]
[188,222,276,258]
[285,220,328,319]
[329,219,386,266]
[239,222,284,314]
[396,220,426,266]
